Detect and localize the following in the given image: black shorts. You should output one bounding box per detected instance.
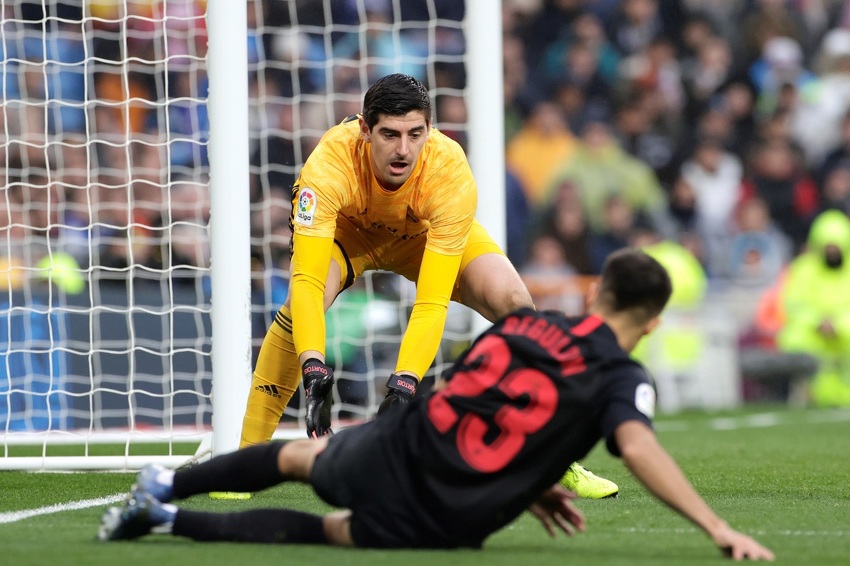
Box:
[310,414,476,549]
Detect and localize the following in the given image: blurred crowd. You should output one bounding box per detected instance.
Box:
[5,0,850,406]
[496,0,850,407]
[500,0,850,281]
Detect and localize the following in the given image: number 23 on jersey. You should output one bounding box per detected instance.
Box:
[427,334,558,473]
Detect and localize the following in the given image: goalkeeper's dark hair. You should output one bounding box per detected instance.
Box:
[597,248,672,323]
[362,73,431,129]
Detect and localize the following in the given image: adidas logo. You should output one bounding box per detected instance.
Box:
[256,384,281,398]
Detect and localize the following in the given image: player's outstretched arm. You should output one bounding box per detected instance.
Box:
[615,420,775,561]
[527,483,586,538]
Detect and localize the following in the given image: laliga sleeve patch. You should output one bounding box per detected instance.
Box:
[295,187,318,226]
[634,383,656,419]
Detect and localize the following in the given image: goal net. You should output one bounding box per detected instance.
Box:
[1,1,495,470]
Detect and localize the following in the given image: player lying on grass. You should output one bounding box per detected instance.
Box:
[99,249,774,560]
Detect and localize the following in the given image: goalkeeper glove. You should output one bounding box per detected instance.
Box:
[377,373,418,416]
[302,358,334,438]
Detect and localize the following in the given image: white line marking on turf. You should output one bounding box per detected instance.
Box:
[711,413,782,430]
[655,409,850,432]
[618,527,848,537]
[0,493,125,524]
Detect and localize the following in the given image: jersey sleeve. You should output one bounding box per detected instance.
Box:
[395,248,463,379]
[288,125,356,356]
[289,232,334,357]
[598,365,656,457]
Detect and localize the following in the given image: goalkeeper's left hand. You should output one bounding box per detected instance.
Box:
[377,373,418,416]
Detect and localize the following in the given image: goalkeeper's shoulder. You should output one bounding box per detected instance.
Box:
[427,127,471,165]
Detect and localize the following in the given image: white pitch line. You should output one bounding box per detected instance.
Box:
[0,493,126,524]
[656,409,850,432]
[618,527,848,537]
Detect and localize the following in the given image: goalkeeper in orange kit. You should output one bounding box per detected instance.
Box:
[240,73,617,499]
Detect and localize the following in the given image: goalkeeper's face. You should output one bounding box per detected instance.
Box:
[361,111,430,191]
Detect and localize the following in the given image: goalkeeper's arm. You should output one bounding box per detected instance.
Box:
[378,249,461,414]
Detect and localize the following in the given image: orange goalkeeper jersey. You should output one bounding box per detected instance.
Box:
[290,116,478,378]
[293,116,476,254]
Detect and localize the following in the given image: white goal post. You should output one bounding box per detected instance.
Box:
[0,0,503,471]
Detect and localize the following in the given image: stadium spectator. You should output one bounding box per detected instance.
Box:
[536,10,621,89]
[543,106,672,238]
[332,3,428,84]
[738,137,819,250]
[726,197,792,287]
[748,36,816,119]
[790,29,850,168]
[534,180,596,275]
[818,108,850,186]
[506,101,578,209]
[517,0,588,74]
[590,194,638,273]
[713,77,759,159]
[614,90,679,184]
[520,234,584,315]
[548,36,613,105]
[604,0,666,57]
[550,75,590,134]
[619,34,686,122]
[166,70,210,175]
[99,248,774,562]
[679,135,745,272]
[819,160,850,215]
[681,33,735,121]
[667,174,698,236]
[238,74,617,498]
[739,1,805,68]
[776,210,850,407]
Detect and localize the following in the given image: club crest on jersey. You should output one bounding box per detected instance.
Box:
[634,382,656,418]
[295,188,317,226]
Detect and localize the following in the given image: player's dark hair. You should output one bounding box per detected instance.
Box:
[361,73,431,129]
[598,249,672,321]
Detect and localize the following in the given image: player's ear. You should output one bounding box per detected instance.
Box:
[584,280,599,312]
[359,117,371,142]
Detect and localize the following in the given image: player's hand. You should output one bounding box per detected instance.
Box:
[712,524,775,561]
[376,373,418,416]
[528,483,586,538]
[302,358,334,438]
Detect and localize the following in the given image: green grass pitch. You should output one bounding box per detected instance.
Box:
[2,406,848,565]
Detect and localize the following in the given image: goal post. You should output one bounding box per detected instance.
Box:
[206,1,252,458]
[0,0,504,471]
[465,0,505,336]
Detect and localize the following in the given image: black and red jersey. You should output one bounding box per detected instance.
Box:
[312,307,656,549]
[409,307,655,546]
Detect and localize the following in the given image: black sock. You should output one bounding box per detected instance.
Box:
[172,441,287,499]
[173,508,328,545]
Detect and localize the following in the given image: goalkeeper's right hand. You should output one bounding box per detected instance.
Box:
[377,373,418,416]
[302,358,334,438]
